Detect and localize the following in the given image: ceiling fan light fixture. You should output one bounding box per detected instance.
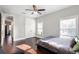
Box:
[25,5,45,15]
[33,11,38,14]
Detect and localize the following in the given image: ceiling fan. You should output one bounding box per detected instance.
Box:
[24,5,45,15]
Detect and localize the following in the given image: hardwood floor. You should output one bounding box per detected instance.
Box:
[16,44,37,54]
[14,37,51,54]
[37,49,51,54]
[16,44,50,54]
[0,37,51,54]
[0,44,52,54]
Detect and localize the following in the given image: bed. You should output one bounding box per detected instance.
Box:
[37,36,76,54]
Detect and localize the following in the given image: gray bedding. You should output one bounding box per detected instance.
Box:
[37,36,75,54]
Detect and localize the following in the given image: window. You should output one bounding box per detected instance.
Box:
[60,17,76,37]
[37,22,43,36]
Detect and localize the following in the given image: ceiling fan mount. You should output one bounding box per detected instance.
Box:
[24,5,45,15]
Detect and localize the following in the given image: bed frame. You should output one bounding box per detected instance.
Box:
[37,44,57,54]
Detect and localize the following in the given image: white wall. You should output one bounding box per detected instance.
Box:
[36,6,79,37]
[14,15,36,41]
[14,14,25,41]
[12,14,36,41]
[0,7,36,41]
[0,7,26,41]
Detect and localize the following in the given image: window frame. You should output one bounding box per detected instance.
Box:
[37,22,43,36]
[60,16,78,37]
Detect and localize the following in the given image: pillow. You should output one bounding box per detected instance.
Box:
[60,35,73,39]
[73,41,79,52]
[42,36,56,40]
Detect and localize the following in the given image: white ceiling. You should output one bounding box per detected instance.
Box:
[0,5,72,18]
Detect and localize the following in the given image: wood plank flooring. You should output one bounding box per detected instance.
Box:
[16,44,52,54]
[0,37,50,54]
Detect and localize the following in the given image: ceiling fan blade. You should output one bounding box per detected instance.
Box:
[38,9,45,11]
[25,9,33,11]
[37,11,41,15]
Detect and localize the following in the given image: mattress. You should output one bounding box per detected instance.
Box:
[37,37,75,54]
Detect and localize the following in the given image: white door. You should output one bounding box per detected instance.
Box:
[25,18,35,38]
